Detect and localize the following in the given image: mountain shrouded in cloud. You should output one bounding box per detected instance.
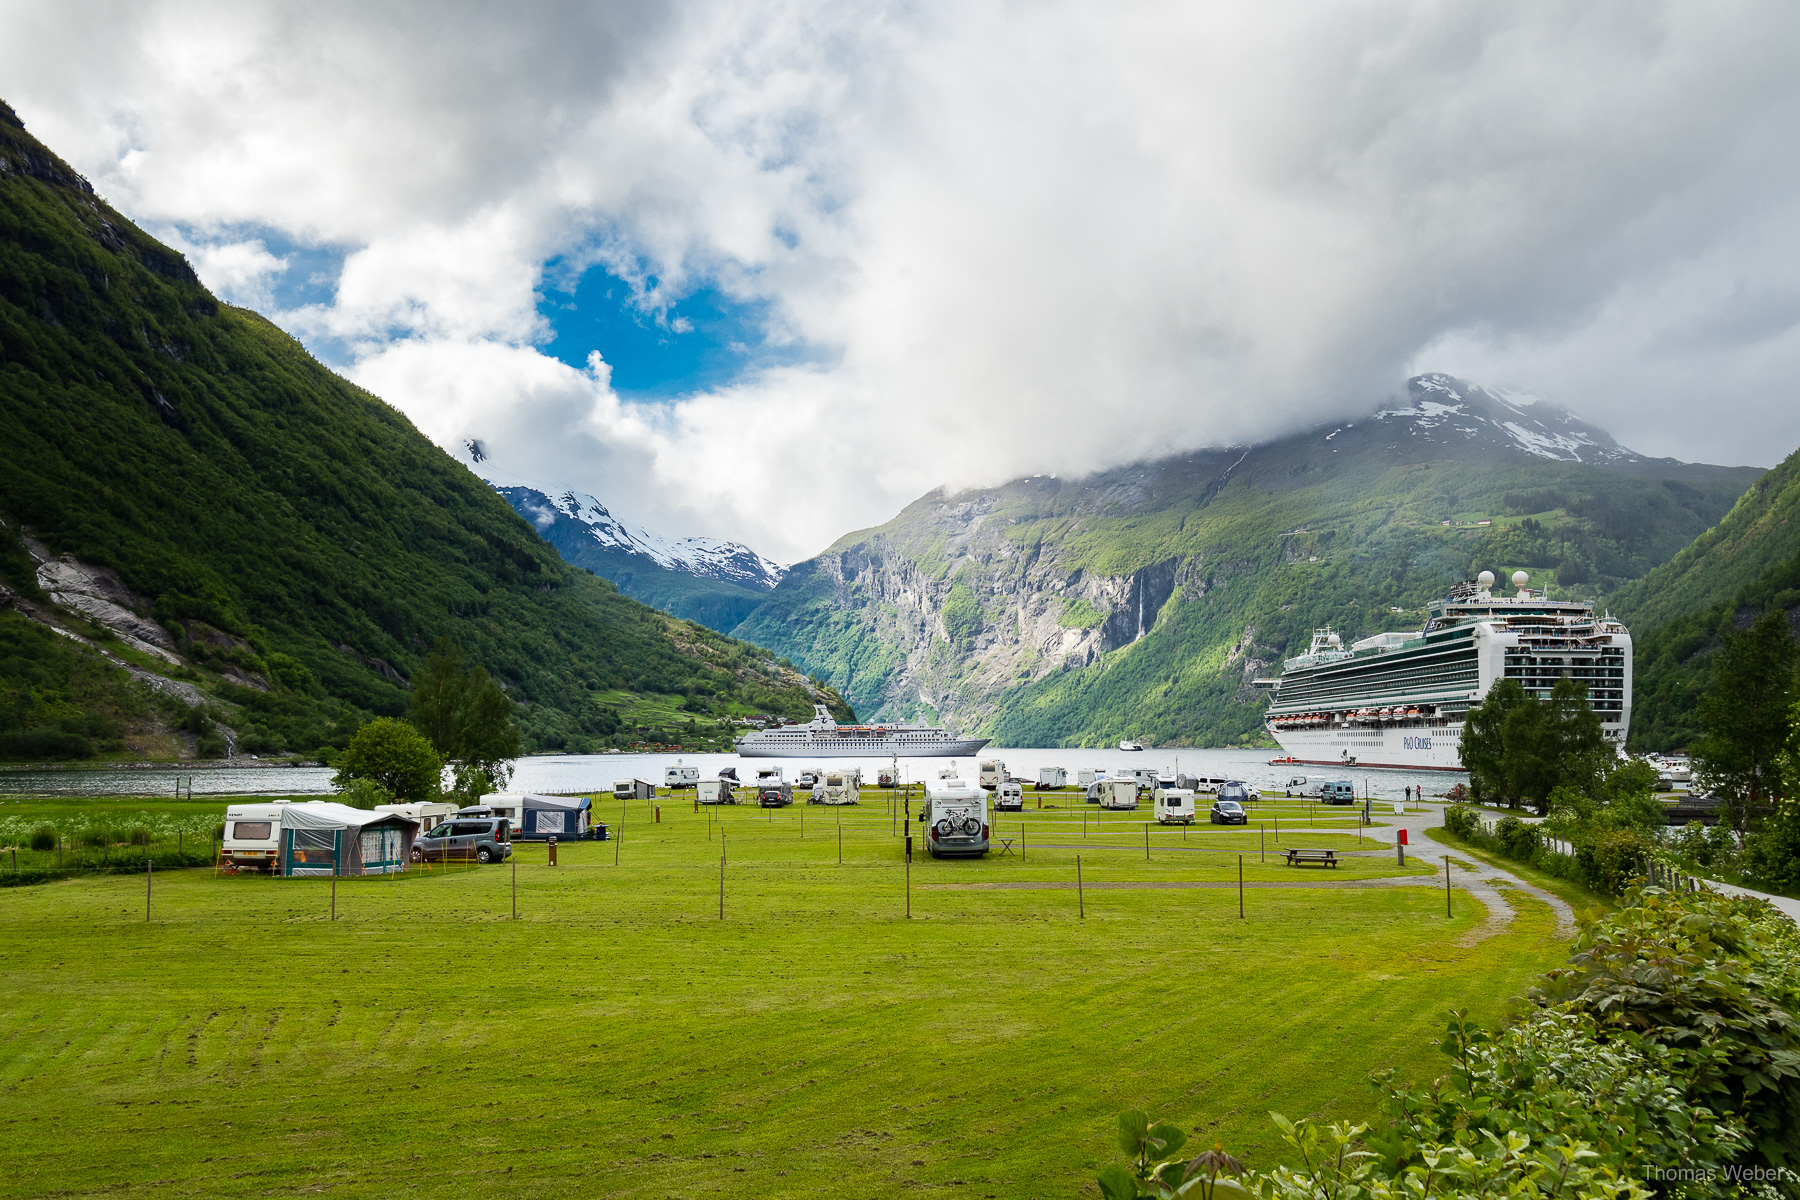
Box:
[5,1,1796,560]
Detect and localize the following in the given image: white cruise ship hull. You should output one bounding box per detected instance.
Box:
[1269,723,1466,771]
[737,737,990,759]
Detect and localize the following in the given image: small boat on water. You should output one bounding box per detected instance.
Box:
[1118,739,1145,752]
[1268,756,1302,766]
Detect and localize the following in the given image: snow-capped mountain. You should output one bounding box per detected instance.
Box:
[500,485,785,591]
[1372,374,1639,465]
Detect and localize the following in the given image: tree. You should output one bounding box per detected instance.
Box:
[333,717,441,802]
[1691,610,1797,835]
[407,637,521,798]
[1461,677,1607,814]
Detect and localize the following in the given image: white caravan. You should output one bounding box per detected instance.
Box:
[877,767,899,787]
[1038,767,1067,789]
[1128,767,1161,787]
[921,779,989,858]
[222,802,290,871]
[1154,788,1196,825]
[978,760,1007,790]
[664,765,700,789]
[994,780,1025,811]
[1099,779,1141,810]
[464,795,525,829]
[374,800,457,834]
[698,779,737,805]
[612,780,635,799]
[1078,768,1106,788]
[820,772,860,806]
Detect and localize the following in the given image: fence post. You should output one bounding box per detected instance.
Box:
[1077,854,1084,919]
[146,858,152,922]
[512,853,518,920]
[718,851,725,920]
[1444,857,1451,918]
[331,871,337,922]
[1238,855,1244,919]
[1145,825,1150,862]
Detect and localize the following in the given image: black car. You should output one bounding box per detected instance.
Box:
[1210,799,1247,825]
[412,817,513,863]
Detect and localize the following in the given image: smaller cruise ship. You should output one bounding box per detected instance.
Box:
[735,706,989,759]
[1118,739,1145,752]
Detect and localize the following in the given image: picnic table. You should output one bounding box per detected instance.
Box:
[1285,847,1339,868]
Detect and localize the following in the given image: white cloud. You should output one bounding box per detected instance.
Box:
[5,0,1800,559]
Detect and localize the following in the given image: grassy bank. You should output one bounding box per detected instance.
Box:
[0,793,1568,1198]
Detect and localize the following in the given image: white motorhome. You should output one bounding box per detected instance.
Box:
[1128,767,1161,787]
[664,765,700,789]
[755,766,785,785]
[978,760,1007,790]
[1154,788,1196,824]
[1078,768,1106,788]
[698,779,736,805]
[797,769,820,788]
[820,772,860,805]
[877,767,899,787]
[1037,767,1067,789]
[936,765,960,780]
[921,779,989,858]
[222,802,289,871]
[374,800,457,834]
[1099,779,1141,810]
[994,780,1024,811]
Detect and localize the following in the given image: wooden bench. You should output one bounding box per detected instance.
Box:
[1285,848,1339,869]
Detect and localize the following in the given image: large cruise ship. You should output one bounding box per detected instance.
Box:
[1256,571,1630,771]
[735,705,990,759]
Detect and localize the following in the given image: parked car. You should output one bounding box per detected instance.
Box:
[1216,780,1252,805]
[758,783,794,808]
[412,817,513,864]
[1210,799,1247,825]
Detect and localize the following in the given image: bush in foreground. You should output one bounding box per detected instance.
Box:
[1101,886,1800,1198]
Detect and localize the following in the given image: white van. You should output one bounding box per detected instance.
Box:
[1038,767,1067,789]
[995,780,1025,811]
[223,802,289,871]
[1154,788,1196,824]
[797,769,820,788]
[820,772,860,806]
[1187,774,1228,796]
[1100,779,1141,810]
[374,800,457,834]
[1078,768,1105,787]
[1284,776,1319,798]
[664,765,700,789]
[921,779,989,858]
[978,760,1007,790]
[698,779,736,805]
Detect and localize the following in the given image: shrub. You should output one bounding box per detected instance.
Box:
[28,825,56,852]
[1494,813,1541,858]
[78,829,111,849]
[337,777,394,810]
[126,827,151,847]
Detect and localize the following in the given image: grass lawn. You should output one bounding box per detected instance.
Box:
[0,792,1572,1198]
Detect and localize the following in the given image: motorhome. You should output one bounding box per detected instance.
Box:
[1037,767,1067,789]
[698,779,737,805]
[755,766,785,786]
[664,765,700,789]
[1078,768,1106,788]
[994,780,1024,811]
[1100,779,1141,810]
[921,779,989,858]
[1154,788,1196,824]
[936,765,960,780]
[820,772,860,806]
[877,767,899,787]
[797,769,820,788]
[978,760,1007,790]
[374,800,457,835]
[1127,767,1160,787]
[222,802,289,871]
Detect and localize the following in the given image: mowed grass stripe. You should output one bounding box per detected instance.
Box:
[2,800,1552,1199]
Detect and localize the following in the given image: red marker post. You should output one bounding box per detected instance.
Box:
[1396,827,1408,866]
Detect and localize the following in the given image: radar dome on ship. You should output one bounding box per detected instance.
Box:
[1513,571,1530,589]
[1477,570,1495,587]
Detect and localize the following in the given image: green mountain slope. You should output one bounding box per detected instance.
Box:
[734,378,1761,748]
[0,101,848,762]
[1607,447,1800,750]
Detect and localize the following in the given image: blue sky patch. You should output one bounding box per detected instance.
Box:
[536,261,819,397]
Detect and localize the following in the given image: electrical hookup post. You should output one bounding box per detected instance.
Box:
[1396,827,1407,866]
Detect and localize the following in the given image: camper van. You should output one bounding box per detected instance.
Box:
[1154,788,1196,824]
[1037,767,1067,789]
[819,772,860,806]
[1186,774,1229,796]
[374,800,457,835]
[223,802,289,870]
[994,780,1025,811]
[1320,780,1357,805]
[1099,779,1141,810]
[978,760,1007,790]
[698,778,737,805]
[664,765,700,789]
[921,779,989,858]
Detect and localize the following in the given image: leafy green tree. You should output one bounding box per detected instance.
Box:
[407,638,521,798]
[333,717,441,802]
[1462,677,1607,814]
[1691,610,1797,834]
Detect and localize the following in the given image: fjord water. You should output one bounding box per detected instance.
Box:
[0,748,1463,799]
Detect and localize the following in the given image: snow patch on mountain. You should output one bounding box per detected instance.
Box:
[1374,374,1640,464]
[502,483,785,590]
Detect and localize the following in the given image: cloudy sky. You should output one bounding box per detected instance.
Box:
[5,1,1800,561]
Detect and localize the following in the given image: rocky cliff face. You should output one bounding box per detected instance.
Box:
[735,376,1763,747]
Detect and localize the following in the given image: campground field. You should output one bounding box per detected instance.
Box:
[0,789,1573,1198]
